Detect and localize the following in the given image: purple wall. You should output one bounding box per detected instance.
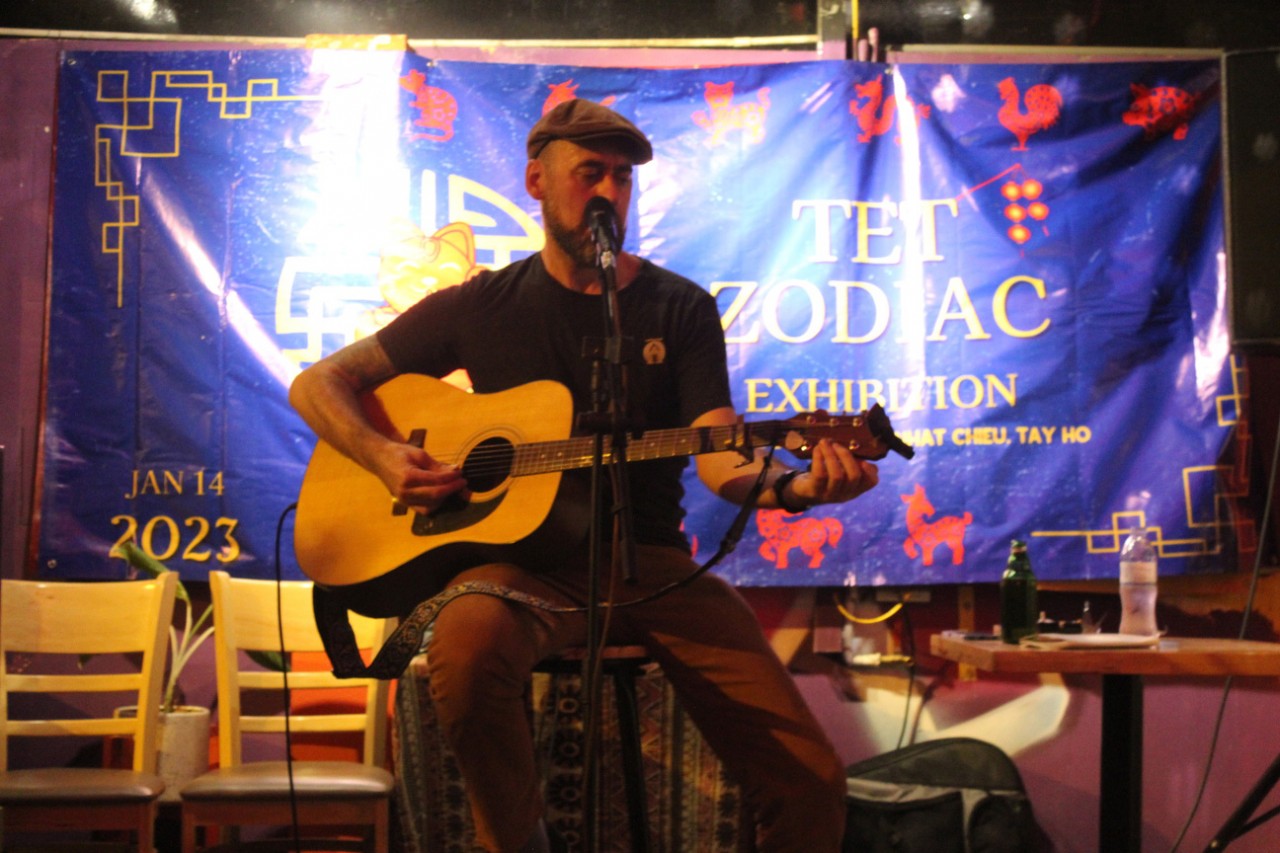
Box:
[0,38,57,585]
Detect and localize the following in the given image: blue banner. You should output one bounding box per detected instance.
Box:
[42,49,1241,588]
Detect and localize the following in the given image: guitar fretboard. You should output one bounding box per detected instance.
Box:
[511,421,788,476]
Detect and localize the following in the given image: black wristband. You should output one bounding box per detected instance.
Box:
[771,469,808,514]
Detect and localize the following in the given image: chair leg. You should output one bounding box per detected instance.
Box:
[139,802,157,853]
[181,812,197,853]
[374,801,390,853]
[181,812,219,853]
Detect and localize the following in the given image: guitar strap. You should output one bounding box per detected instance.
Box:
[314,580,567,680]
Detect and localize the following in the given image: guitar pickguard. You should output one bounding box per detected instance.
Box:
[410,490,504,535]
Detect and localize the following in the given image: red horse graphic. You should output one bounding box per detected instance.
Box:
[901,484,972,566]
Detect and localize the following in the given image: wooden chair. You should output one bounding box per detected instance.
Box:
[0,573,179,852]
[180,571,394,853]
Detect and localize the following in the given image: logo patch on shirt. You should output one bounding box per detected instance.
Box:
[643,338,667,365]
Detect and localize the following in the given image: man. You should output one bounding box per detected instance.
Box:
[290,99,879,852]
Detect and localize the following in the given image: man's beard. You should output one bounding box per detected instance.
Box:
[545,203,626,271]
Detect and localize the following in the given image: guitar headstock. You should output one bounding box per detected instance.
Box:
[778,405,914,461]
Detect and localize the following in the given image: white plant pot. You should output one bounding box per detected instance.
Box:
[117,704,211,802]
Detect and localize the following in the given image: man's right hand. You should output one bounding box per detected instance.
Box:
[373,440,469,515]
[290,334,471,515]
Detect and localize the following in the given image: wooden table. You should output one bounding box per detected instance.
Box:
[930,634,1280,853]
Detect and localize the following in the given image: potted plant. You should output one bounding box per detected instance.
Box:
[114,540,215,800]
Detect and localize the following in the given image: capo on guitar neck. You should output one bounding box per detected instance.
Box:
[711,406,920,467]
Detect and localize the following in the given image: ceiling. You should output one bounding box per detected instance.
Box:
[1,0,1278,52]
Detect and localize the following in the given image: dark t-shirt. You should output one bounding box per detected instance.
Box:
[376,253,733,551]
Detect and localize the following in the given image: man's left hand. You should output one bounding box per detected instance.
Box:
[790,438,879,507]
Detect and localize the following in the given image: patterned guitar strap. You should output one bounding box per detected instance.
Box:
[314,581,567,680]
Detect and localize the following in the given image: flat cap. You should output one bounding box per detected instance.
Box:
[526,99,653,164]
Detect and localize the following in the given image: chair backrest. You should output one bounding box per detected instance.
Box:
[208,571,393,769]
[0,573,179,773]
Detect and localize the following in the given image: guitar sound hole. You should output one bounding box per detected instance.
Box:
[462,437,514,492]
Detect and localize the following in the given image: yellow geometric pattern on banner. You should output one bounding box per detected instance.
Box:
[93,69,319,306]
[1031,355,1252,560]
[273,176,546,368]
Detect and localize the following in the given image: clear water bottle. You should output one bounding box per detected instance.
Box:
[1000,539,1038,644]
[1118,527,1158,635]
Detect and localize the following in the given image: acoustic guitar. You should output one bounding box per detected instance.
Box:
[294,374,912,613]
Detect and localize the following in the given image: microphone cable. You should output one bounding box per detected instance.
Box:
[561,443,781,613]
[273,500,303,853]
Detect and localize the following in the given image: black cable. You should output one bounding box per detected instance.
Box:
[572,447,777,845]
[909,666,948,746]
[274,501,303,853]
[1169,393,1280,852]
[895,603,917,751]
[580,506,623,847]
[551,444,781,615]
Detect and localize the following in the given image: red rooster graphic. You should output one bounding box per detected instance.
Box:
[997,77,1062,151]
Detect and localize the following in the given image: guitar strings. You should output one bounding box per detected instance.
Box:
[420,419,872,479]
[427,424,754,477]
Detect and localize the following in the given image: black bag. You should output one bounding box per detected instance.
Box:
[842,737,1051,853]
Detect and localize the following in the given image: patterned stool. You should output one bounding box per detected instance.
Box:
[392,649,748,853]
[533,645,652,852]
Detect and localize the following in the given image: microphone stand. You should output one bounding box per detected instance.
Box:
[577,199,637,850]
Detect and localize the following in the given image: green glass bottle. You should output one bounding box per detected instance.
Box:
[1000,539,1038,644]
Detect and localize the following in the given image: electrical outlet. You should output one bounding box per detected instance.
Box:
[873,588,932,604]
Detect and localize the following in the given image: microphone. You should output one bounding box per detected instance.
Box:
[584,196,619,269]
